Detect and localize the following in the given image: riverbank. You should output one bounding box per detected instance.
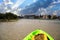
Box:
[0,19,19,22]
[0,18,60,22]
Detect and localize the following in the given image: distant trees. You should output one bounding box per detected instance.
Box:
[5,12,18,20]
[0,13,5,19]
[21,14,60,20]
[0,12,60,20]
[51,15,57,19]
[48,15,51,19]
[58,16,60,20]
[0,12,18,20]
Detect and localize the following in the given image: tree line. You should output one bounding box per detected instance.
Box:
[0,12,18,20]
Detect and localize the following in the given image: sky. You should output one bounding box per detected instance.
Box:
[0,0,60,16]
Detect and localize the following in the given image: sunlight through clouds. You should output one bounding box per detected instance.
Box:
[0,0,60,16]
[12,0,25,9]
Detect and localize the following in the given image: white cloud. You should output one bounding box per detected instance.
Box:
[33,0,37,2]
[3,0,13,5]
[12,11,19,16]
[53,11,57,15]
[52,0,60,4]
[18,8,22,11]
[27,4,31,6]
[4,7,8,10]
[40,8,48,15]
[49,5,55,8]
[12,0,25,9]
[0,3,6,13]
[6,10,11,12]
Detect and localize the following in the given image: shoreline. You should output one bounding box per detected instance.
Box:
[0,18,60,22]
[0,19,19,22]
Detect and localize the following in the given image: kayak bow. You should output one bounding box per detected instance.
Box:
[23,29,54,40]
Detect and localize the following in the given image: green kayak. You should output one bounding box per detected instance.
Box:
[23,29,54,40]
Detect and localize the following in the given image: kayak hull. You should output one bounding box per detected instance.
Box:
[23,29,54,40]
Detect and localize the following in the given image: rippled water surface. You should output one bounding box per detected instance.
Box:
[0,19,60,40]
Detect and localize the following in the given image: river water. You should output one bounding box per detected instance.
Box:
[0,19,60,40]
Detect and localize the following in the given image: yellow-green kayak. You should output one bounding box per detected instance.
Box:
[23,29,54,40]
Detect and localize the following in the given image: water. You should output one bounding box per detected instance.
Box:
[0,19,60,40]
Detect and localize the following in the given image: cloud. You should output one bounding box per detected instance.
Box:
[53,11,57,15]
[2,0,13,12]
[0,0,13,13]
[0,3,6,13]
[6,10,11,12]
[4,7,7,9]
[0,0,60,16]
[33,0,37,2]
[52,0,60,4]
[12,0,25,9]
[40,8,48,15]
[3,0,13,5]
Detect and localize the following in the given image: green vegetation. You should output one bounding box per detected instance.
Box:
[0,12,19,22]
[51,15,57,19]
[23,15,60,20]
[0,12,60,22]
